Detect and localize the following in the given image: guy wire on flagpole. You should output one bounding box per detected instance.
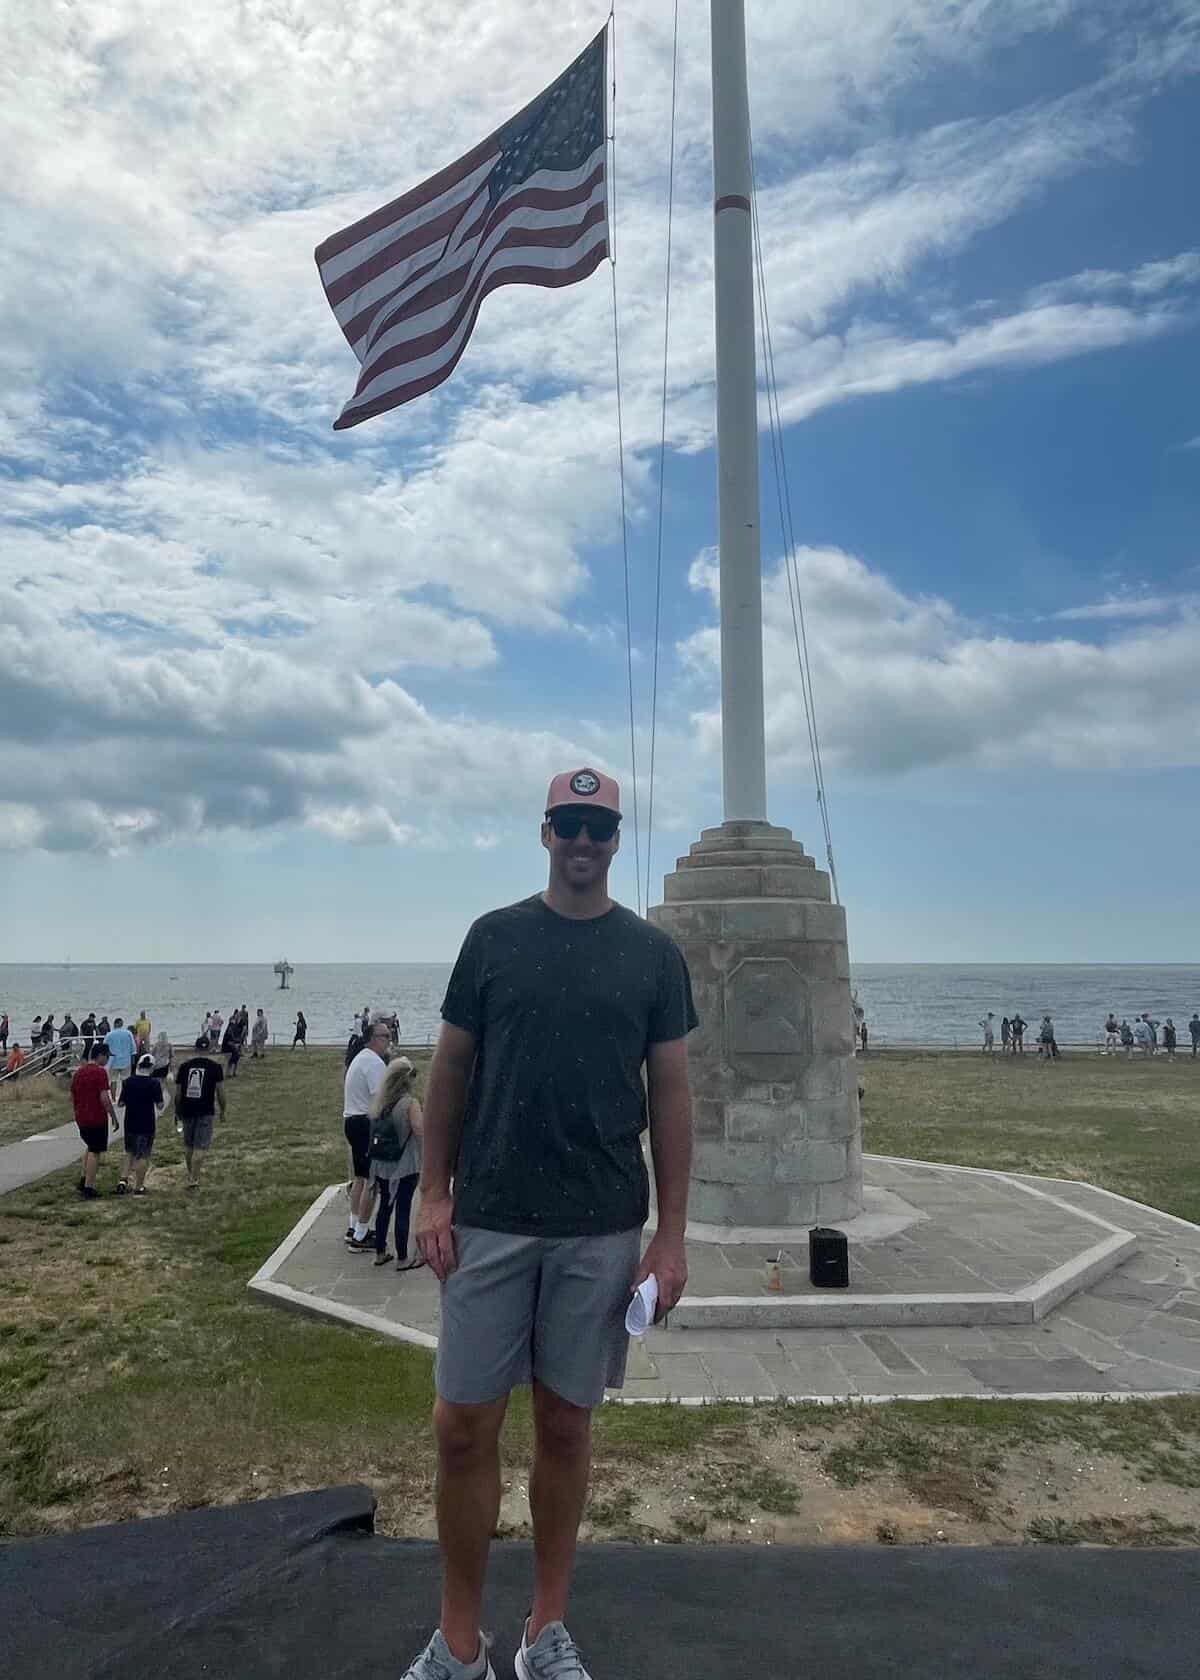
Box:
[748,109,841,904]
[606,4,645,916]
[644,0,681,919]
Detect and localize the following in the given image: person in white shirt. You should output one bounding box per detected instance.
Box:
[1133,1017,1153,1055]
[342,1016,392,1250]
[979,1012,995,1053]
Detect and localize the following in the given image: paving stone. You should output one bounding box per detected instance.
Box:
[859,1332,921,1374]
[774,1353,858,1395]
[1103,1358,1200,1393]
[1172,1301,1200,1324]
[1054,1296,1147,1338]
[962,1356,1110,1393]
[699,1352,780,1396]
[1090,1276,1179,1306]
[1152,1310,1200,1340]
[1119,1329,1200,1371]
[650,1354,717,1397]
[1038,1320,1123,1368]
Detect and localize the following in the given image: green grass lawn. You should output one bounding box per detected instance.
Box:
[2,1048,1199,1546]
[862,1047,1200,1223]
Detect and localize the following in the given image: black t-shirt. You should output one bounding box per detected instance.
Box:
[119,1073,164,1135]
[442,895,698,1238]
[174,1056,224,1118]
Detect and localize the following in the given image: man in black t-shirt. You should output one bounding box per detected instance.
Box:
[173,1037,226,1191]
[404,768,696,1680]
[117,1053,167,1194]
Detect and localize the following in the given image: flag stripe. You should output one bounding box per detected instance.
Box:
[343,160,605,358]
[334,241,608,429]
[348,218,609,415]
[318,151,499,297]
[350,186,606,386]
[328,151,605,342]
[315,135,496,268]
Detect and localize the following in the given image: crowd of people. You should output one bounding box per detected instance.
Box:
[974,1009,1200,1058]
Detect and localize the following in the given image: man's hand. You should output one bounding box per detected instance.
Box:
[634,1230,688,1321]
[415,1192,457,1281]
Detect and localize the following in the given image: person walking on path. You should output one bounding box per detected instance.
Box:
[134,1010,152,1054]
[116,1053,167,1194]
[368,1055,425,1269]
[1010,1013,1026,1054]
[104,1017,136,1097]
[1190,1013,1200,1058]
[343,1016,392,1250]
[208,1009,224,1052]
[222,1013,244,1078]
[80,1013,96,1059]
[1163,1019,1178,1061]
[250,1008,269,1059]
[979,1012,995,1054]
[6,1042,26,1077]
[292,1010,307,1048]
[150,1029,173,1083]
[402,766,696,1680]
[71,1042,118,1198]
[173,1036,226,1191]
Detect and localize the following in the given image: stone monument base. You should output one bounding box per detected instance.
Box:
[650,820,862,1231]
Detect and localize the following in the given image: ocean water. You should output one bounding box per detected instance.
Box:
[2,962,1198,1049]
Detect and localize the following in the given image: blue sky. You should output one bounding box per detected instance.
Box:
[2,0,1198,963]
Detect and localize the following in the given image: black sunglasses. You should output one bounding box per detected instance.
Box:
[547,808,621,843]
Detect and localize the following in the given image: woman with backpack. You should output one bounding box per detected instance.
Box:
[367,1056,425,1271]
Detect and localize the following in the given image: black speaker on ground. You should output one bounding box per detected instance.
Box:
[809,1226,849,1288]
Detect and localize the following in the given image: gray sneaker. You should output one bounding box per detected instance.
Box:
[515,1620,592,1680]
[402,1629,494,1680]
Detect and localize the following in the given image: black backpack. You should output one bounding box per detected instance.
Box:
[369,1096,411,1163]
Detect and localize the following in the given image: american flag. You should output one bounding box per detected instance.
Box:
[316,29,609,430]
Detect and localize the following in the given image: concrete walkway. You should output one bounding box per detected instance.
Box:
[0,1118,123,1195]
[250,1158,1200,1403]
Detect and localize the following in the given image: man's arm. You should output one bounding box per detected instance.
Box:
[216,1078,227,1116]
[415,1022,476,1279]
[103,1086,119,1131]
[634,1035,693,1317]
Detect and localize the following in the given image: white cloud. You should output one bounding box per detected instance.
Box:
[1052,596,1175,622]
[683,547,1200,775]
[3,0,1199,856]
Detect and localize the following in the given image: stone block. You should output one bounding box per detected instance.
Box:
[693,1140,773,1186]
[801,1060,847,1101]
[775,1138,847,1186]
[963,1355,1110,1394]
[665,866,772,901]
[716,901,810,941]
[724,1101,787,1144]
[805,902,847,942]
[817,1180,862,1223]
[653,902,724,939]
[693,1098,725,1140]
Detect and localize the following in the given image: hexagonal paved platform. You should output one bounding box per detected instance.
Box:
[249,1156,1200,1401]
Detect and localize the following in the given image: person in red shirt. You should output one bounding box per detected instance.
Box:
[71,1042,118,1199]
[6,1042,26,1076]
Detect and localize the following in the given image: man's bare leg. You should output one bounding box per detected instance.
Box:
[82,1148,100,1190]
[436,1394,509,1664]
[527,1380,593,1641]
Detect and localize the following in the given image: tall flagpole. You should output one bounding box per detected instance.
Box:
[711,0,767,823]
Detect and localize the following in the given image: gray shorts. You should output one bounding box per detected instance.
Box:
[180,1113,214,1151]
[436,1224,642,1410]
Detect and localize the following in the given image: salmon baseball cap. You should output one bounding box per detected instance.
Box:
[545,766,622,817]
